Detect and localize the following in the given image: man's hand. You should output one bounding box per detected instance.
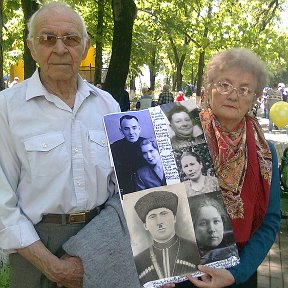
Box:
[187,265,235,288]
[17,241,83,288]
[56,253,84,288]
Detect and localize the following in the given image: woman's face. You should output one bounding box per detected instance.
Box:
[180,155,202,181]
[208,67,256,131]
[195,206,224,249]
[170,111,193,137]
[140,143,161,166]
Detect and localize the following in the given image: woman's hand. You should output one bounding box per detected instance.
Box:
[161,265,235,288]
[162,283,175,288]
[187,265,235,288]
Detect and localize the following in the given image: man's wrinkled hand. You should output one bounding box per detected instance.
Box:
[55,254,84,288]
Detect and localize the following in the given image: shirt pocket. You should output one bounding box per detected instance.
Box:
[24,132,69,177]
[88,130,111,168]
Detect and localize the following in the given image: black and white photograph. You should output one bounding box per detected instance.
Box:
[190,191,239,265]
[160,101,206,151]
[122,184,199,286]
[134,137,167,191]
[175,149,219,197]
[103,100,240,287]
[104,111,163,194]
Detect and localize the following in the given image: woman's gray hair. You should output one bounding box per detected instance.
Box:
[27,2,89,43]
[204,48,269,99]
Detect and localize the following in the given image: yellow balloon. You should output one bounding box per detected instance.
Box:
[270,101,288,128]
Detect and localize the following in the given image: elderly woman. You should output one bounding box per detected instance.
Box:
[180,151,219,197]
[164,48,280,288]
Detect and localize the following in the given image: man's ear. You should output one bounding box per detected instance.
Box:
[144,223,148,231]
[82,38,91,60]
[119,127,124,136]
[27,40,37,61]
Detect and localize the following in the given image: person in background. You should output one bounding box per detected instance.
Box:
[0,2,121,287]
[110,115,146,194]
[134,191,199,286]
[134,137,166,191]
[283,84,288,102]
[9,76,19,87]
[158,84,174,105]
[266,82,282,131]
[136,86,155,110]
[163,48,280,288]
[179,151,219,197]
[118,85,131,111]
[96,82,103,89]
[175,91,186,102]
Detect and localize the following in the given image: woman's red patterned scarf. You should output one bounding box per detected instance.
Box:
[200,108,272,220]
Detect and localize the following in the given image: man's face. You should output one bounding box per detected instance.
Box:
[140,143,161,166]
[120,118,141,143]
[170,111,193,137]
[144,207,176,243]
[195,206,224,249]
[27,8,90,83]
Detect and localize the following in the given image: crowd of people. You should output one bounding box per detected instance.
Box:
[0,2,282,288]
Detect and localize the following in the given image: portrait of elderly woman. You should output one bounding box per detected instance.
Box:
[179,151,219,197]
[162,48,280,288]
[190,192,238,265]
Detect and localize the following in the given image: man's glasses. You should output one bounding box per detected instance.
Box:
[36,34,82,47]
[213,81,256,98]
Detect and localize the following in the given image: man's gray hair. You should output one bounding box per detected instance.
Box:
[27,2,89,42]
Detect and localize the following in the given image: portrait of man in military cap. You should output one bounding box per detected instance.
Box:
[131,189,200,286]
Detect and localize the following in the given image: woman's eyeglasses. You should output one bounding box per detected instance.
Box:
[36,34,82,47]
[213,81,256,97]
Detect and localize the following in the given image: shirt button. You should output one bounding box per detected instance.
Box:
[77,182,81,186]
[74,148,78,153]
[42,143,48,148]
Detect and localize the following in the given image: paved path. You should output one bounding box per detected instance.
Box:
[257,116,288,288]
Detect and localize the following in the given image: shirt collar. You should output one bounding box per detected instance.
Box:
[26,69,96,102]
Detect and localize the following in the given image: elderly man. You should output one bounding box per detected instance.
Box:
[110,115,146,194]
[0,2,120,288]
[134,191,199,286]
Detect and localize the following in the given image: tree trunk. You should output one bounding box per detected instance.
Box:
[196,51,205,96]
[94,0,105,85]
[0,0,4,90]
[148,44,157,90]
[168,35,186,91]
[21,0,39,79]
[103,0,137,100]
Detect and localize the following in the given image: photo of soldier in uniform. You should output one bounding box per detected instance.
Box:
[123,185,199,286]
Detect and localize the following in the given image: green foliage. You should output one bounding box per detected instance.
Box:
[0,265,10,288]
